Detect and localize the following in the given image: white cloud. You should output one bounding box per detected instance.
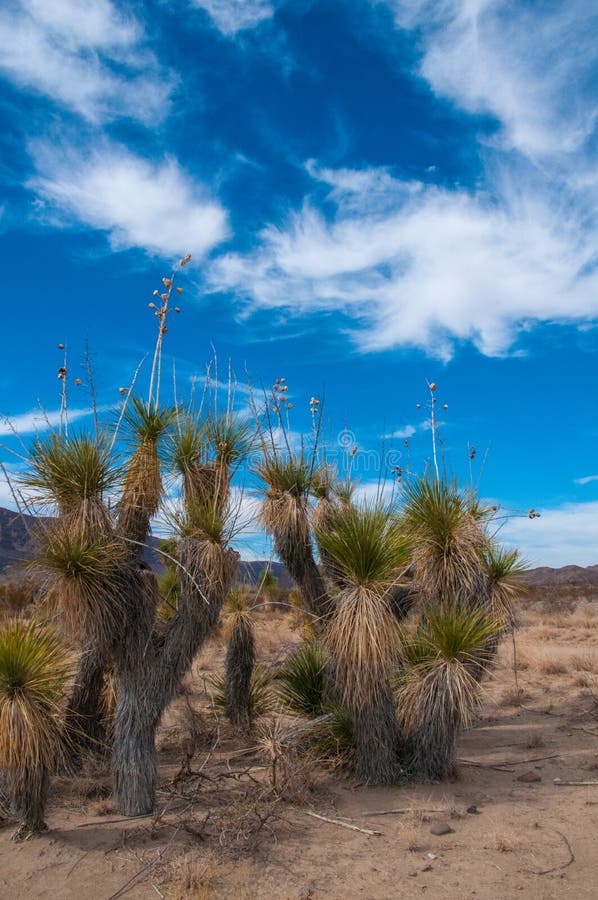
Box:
[500,500,598,568]
[386,425,416,439]
[191,0,274,35]
[211,162,598,358]
[382,0,598,160]
[29,142,229,259]
[0,0,173,123]
[575,475,598,486]
[0,405,101,437]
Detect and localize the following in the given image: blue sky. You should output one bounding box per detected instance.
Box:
[1,0,597,566]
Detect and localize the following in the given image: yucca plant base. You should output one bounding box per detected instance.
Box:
[352,691,404,785]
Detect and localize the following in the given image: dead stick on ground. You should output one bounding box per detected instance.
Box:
[458,760,515,773]
[360,807,449,817]
[77,813,154,828]
[571,727,598,737]
[305,811,382,836]
[528,829,574,876]
[107,827,181,900]
[554,779,598,786]
[458,753,558,770]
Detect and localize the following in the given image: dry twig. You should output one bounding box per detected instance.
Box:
[305,811,382,836]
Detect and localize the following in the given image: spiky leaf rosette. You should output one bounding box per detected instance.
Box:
[167,416,222,509]
[315,501,410,591]
[482,544,528,627]
[277,641,328,717]
[30,520,132,645]
[397,606,500,779]
[21,433,115,529]
[116,397,174,549]
[203,413,254,467]
[257,451,331,622]
[401,477,489,610]
[0,619,72,773]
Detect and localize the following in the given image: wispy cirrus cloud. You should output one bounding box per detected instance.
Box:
[0,405,102,437]
[190,0,274,35]
[575,475,598,486]
[211,160,598,358]
[28,140,230,259]
[381,0,598,161]
[0,0,173,123]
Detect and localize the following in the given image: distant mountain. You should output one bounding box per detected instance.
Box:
[0,506,595,592]
[0,506,39,571]
[0,507,293,586]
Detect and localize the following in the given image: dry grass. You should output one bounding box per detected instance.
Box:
[492,831,517,853]
[327,585,400,708]
[538,656,569,676]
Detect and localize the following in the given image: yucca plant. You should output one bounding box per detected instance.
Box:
[482,544,528,627]
[0,619,73,839]
[30,519,130,646]
[277,641,328,717]
[210,663,276,723]
[397,606,500,780]
[257,451,330,622]
[29,519,134,766]
[168,414,227,515]
[116,396,174,556]
[401,477,489,610]
[316,501,410,784]
[21,432,116,532]
[222,591,256,731]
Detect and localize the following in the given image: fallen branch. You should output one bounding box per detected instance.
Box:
[458,760,514,773]
[571,727,598,738]
[76,813,154,828]
[458,753,558,772]
[360,807,449,817]
[554,779,598,786]
[305,811,382,836]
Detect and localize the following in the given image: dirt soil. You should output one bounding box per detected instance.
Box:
[3,601,598,900]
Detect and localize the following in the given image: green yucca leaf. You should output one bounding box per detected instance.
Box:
[203,413,254,465]
[401,605,499,668]
[169,417,204,476]
[21,432,116,510]
[121,395,175,446]
[277,642,328,717]
[256,453,315,499]
[315,500,409,588]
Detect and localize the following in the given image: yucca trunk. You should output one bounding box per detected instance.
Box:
[63,646,109,770]
[352,687,403,785]
[270,503,330,623]
[327,586,403,785]
[224,613,255,731]
[8,767,49,839]
[111,542,236,815]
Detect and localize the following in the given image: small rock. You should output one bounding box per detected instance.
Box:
[430,823,454,836]
[426,853,437,860]
[422,864,433,872]
[516,771,542,783]
[297,886,313,899]
[466,805,479,815]
[407,871,418,878]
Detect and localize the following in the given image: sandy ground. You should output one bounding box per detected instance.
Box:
[3,600,598,900]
